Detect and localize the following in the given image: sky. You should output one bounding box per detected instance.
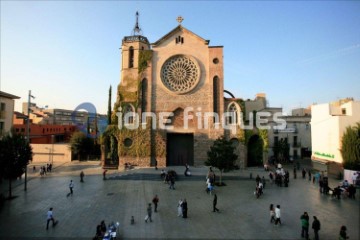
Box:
[1,1,360,115]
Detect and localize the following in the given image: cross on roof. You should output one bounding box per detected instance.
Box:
[177,16,184,25]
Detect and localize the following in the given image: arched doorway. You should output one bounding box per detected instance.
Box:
[247,135,263,166]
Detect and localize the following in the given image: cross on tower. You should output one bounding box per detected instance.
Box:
[176,16,184,25]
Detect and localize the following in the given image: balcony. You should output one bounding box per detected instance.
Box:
[274,127,298,134]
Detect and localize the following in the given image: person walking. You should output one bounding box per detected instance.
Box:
[339,226,349,240]
[177,199,183,217]
[80,171,85,182]
[182,199,188,218]
[145,203,153,222]
[300,212,309,239]
[275,205,281,225]
[103,170,107,180]
[312,216,321,240]
[308,170,312,181]
[152,195,159,212]
[46,207,57,230]
[67,180,74,197]
[269,204,276,223]
[169,175,175,190]
[213,194,219,212]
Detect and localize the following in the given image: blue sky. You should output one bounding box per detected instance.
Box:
[1,1,359,114]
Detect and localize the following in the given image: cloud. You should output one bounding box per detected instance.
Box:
[297,43,360,65]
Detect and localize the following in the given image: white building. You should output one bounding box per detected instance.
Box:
[311,99,360,174]
[0,91,20,138]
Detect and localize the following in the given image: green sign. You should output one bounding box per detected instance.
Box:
[314,151,335,159]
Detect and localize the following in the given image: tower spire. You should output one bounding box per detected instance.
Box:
[132,11,142,36]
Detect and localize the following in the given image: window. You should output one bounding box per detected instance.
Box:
[213,58,219,64]
[129,46,134,68]
[228,103,238,124]
[0,102,5,111]
[274,136,278,144]
[175,36,184,44]
[213,76,219,122]
[342,108,346,115]
[124,104,135,124]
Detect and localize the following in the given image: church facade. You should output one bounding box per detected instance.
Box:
[108,14,246,168]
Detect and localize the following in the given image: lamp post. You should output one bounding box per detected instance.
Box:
[25,90,35,191]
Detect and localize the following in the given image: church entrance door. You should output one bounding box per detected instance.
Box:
[166,133,194,166]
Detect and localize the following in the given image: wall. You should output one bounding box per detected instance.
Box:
[0,97,15,136]
[31,143,72,163]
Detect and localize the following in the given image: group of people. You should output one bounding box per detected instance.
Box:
[37,164,53,176]
[268,167,290,187]
[93,220,118,239]
[160,169,176,189]
[269,204,281,225]
[300,212,321,240]
[177,199,188,218]
[206,167,216,194]
[255,175,265,198]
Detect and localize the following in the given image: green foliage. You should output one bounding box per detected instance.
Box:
[258,129,269,152]
[206,136,238,185]
[273,138,290,163]
[69,132,95,160]
[0,134,33,179]
[138,50,153,73]
[341,122,360,170]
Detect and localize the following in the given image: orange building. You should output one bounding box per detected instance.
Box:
[13,111,77,144]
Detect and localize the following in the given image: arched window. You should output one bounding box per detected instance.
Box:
[124,104,135,124]
[228,103,239,124]
[213,76,219,116]
[141,79,147,113]
[129,46,134,68]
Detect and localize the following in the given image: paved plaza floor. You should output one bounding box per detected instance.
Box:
[0,161,359,239]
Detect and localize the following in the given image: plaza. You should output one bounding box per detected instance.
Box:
[0,161,359,239]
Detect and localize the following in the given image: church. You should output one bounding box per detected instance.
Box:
[105,13,247,168]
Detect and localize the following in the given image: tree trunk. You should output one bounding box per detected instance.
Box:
[8,178,12,199]
[219,170,223,186]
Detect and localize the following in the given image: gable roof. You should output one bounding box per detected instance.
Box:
[151,25,210,47]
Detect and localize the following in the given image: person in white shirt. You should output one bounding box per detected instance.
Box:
[275,205,281,225]
[46,207,56,230]
[67,180,74,197]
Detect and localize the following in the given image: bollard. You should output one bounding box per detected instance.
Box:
[250,173,253,179]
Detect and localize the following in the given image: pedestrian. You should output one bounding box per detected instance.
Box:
[145,203,153,222]
[275,205,281,225]
[262,176,266,189]
[269,204,276,223]
[293,166,297,179]
[46,207,57,230]
[300,212,309,240]
[33,166,36,172]
[312,216,321,240]
[177,199,183,217]
[213,194,219,212]
[67,180,74,197]
[80,171,84,182]
[103,170,107,180]
[169,175,175,190]
[302,168,306,179]
[308,170,312,181]
[154,159,158,170]
[152,195,159,212]
[339,225,349,240]
[182,199,188,218]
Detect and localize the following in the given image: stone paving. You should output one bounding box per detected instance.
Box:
[0,161,359,239]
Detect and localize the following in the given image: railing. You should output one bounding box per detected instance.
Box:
[123,35,149,43]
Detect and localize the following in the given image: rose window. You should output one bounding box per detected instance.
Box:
[161,55,200,94]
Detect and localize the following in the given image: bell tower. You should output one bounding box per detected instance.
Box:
[121,12,150,73]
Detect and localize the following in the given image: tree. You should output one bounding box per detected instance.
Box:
[341,122,360,170]
[107,85,112,125]
[205,136,238,185]
[0,133,32,198]
[69,132,94,160]
[273,138,290,163]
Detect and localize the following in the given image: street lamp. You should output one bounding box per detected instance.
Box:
[25,90,35,191]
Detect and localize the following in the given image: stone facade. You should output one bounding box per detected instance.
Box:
[113,21,245,167]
